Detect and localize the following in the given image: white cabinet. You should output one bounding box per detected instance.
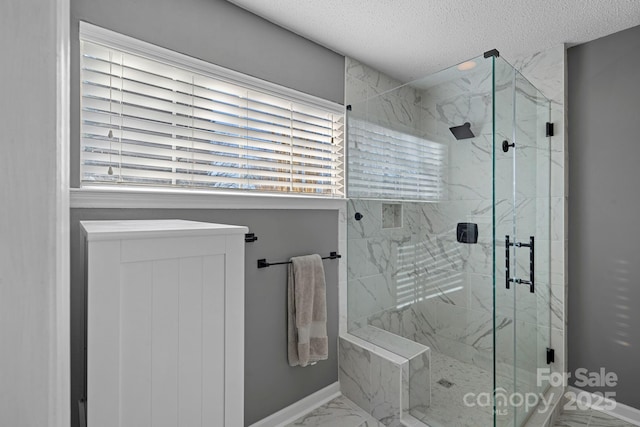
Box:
[81,220,247,427]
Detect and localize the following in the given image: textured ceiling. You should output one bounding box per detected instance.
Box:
[228,0,640,82]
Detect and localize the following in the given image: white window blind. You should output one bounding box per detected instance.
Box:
[347,118,446,201]
[79,25,344,197]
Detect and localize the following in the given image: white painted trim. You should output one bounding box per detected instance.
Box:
[78,22,343,115]
[249,382,341,427]
[71,187,347,210]
[52,0,70,424]
[568,387,640,426]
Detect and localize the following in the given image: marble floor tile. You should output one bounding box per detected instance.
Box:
[587,410,637,427]
[553,408,592,427]
[410,350,495,427]
[551,408,637,427]
[286,395,384,427]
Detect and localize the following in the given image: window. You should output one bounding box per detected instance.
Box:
[347,118,446,201]
[79,23,344,197]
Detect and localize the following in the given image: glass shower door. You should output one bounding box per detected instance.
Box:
[494,58,552,426]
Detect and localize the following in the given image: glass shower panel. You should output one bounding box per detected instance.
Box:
[493,57,552,426]
[493,57,518,426]
[512,71,552,426]
[347,56,497,427]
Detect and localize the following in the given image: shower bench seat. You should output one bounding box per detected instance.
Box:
[339,326,431,426]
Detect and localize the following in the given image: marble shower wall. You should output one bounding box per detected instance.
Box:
[513,45,568,378]
[345,47,567,382]
[345,58,423,136]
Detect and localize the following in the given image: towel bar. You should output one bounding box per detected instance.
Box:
[257,252,341,269]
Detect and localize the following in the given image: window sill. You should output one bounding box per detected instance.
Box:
[70,187,347,210]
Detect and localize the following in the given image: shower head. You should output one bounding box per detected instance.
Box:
[449,122,475,140]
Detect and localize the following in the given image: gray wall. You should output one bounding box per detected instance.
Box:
[69,0,345,424]
[71,209,339,426]
[70,0,345,187]
[568,24,640,408]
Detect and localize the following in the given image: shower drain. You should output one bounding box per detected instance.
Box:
[437,378,454,388]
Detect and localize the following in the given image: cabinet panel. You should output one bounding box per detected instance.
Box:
[151,259,180,427]
[83,220,246,427]
[87,240,121,427]
[202,255,226,426]
[120,261,153,427]
[121,235,227,263]
[178,257,204,426]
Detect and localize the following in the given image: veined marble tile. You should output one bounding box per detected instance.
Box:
[286,395,385,427]
[401,360,410,415]
[346,74,373,106]
[549,239,566,286]
[351,325,427,360]
[513,45,565,105]
[366,90,420,133]
[346,57,405,97]
[587,410,636,427]
[513,319,540,374]
[533,196,565,242]
[408,350,431,415]
[400,203,422,244]
[420,202,450,237]
[370,353,402,426]
[411,350,494,427]
[402,299,437,343]
[434,304,495,352]
[286,395,371,427]
[462,240,492,276]
[549,283,564,332]
[419,66,493,141]
[348,274,396,327]
[552,408,591,427]
[347,237,392,280]
[368,307,404,336]
[550,328,565,375]
[445,137,494,201]
[468,273,506,314]
[511,279,544,326]
[339,337,372,412]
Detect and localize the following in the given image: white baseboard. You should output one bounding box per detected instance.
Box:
[250,382,341,427]
[568,386,640,426]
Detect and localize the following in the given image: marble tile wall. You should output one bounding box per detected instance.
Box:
[513,45,567,379]
[343,46,567,415]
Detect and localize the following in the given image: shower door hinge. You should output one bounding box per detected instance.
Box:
[546,347,555,364]
[546,122,554,137]
[483,48,500,58]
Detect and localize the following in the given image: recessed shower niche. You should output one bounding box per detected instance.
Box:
[382,203,402,229]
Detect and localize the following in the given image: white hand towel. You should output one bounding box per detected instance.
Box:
[287,254,328,367]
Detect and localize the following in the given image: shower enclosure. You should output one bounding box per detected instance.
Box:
[345,52,552,426]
